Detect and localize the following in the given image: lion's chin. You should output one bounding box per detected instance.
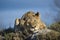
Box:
[30,28,35,32]
[30,28,39,33]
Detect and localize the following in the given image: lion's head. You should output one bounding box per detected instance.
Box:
[21,11,46,33]
[14,11,47,33]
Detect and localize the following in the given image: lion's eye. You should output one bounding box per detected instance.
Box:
[34,20,36,22]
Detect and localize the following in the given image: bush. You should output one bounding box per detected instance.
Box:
[49,22,60,32]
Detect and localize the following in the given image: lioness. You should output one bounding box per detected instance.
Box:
[14,11,60,40]
[14,11,47,39]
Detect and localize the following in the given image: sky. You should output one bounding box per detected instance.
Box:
[0,0,60,29]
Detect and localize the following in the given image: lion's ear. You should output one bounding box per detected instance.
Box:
[35,12,40,16]
[15,18,20,25]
